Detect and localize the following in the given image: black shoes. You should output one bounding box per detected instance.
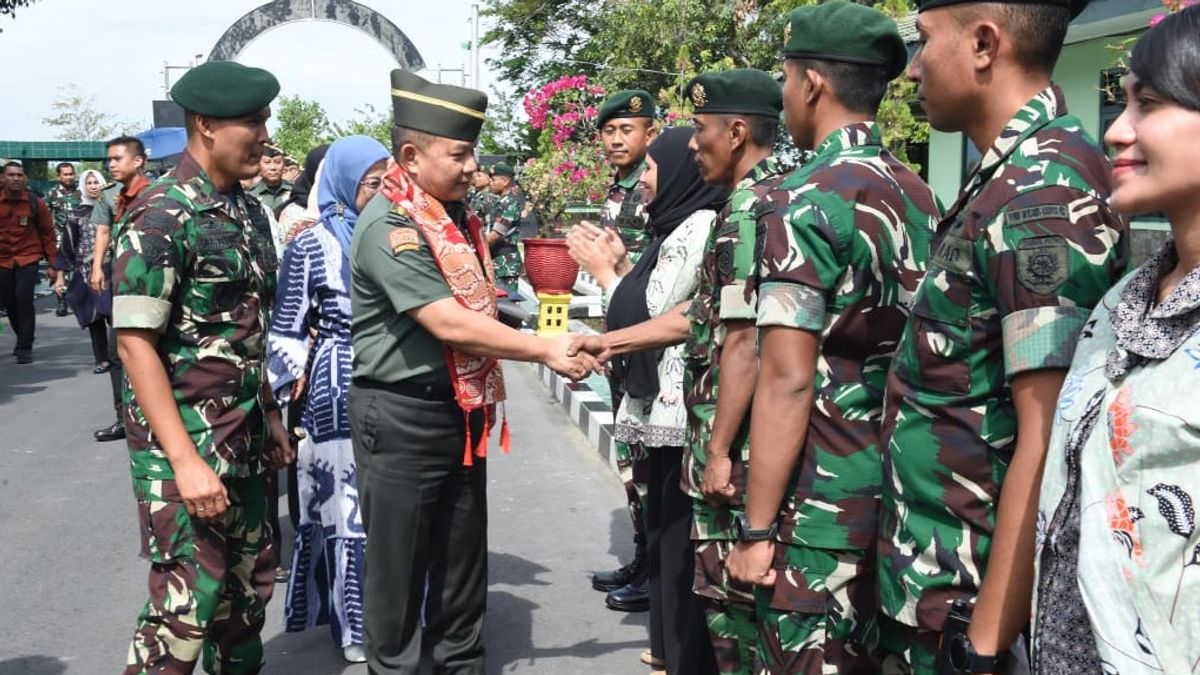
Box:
[94,421,126,442]
[55,297,70,317]
[592,556,645,592]
[14,350,32,364]
[605,574,649,612]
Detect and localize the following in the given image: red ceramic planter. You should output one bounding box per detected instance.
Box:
[522,238,579,295]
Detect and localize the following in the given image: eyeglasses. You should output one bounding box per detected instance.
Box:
[360,177,383,190]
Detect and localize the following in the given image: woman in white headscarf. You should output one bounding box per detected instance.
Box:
[52,168,113,372]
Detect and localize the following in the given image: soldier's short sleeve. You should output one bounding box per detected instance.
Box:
[981,185,1128,379]
[112,201,186,332]
[718,192,768,322]
[358,220,452,314]
[755,198,841,333]
[90,197,114,227]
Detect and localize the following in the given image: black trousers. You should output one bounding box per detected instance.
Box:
[646,445,718,675]
[86,318,108,364]
[349,382,487,675]
[0,262,39,354]
[106,324,125,422]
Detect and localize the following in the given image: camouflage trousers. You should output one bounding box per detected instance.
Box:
[877,617,941,674]
[611,382,649,544]
[695,539,757,674]
[754,545,881,675]
[492,250,524,281]
[125,474,276,675]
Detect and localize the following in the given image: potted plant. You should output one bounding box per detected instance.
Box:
[520,75,611,294]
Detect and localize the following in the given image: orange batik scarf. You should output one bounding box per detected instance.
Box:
[380,161,510,465]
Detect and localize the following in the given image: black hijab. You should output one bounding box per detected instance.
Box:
[607,127,729,399]
[278,143,330,217]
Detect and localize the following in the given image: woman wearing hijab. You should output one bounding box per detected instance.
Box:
[572,126,728,675]
[267,135,389,663]
[1031,8,1200,673]
[276,143,330,246]
[52,168,113,373]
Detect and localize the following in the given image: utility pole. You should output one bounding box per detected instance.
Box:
[161,54,203,99]
[472,2,481,90]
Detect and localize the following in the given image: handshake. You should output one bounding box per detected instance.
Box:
[539,333,613,382]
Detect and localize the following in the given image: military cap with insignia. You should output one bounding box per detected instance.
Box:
[686,69,783,118]
[783,0,909,80]
[489,162,515,177]
[170,61,281,118]
[391,70,489,142]
[596,90,657,127]
[262,144,284,157]
[918,0,1090,19]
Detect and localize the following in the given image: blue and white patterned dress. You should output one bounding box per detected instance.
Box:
[267,222,364,648]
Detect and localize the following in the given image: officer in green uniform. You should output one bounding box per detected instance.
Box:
[348,70,599,675]
[723,4,943,673]
[589,88,659,608]
[112,60,294,675]
[467,168,494,216]
[675,68,789,675]
[877,1,1130,672]
[247,144,292,214]
[484,162,524,288]
[46,162,80,317]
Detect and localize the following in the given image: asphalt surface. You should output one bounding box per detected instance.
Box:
[0,297,648,674]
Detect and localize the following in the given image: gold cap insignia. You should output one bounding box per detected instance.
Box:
[629,96,643,113]
[783,20,792,44]
[691,83,708,108]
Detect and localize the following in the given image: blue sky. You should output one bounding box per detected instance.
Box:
[0,0,503,140]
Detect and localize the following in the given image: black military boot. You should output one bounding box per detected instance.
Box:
[55,296,70,317]
[604,572,649,612]
[592,538,646,592]
[94,420,126,442]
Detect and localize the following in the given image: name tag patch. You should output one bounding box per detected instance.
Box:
[1006,204,1069,227]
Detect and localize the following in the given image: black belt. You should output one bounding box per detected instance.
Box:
[352,377,456,402]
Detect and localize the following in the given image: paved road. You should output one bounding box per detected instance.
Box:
[0,298,647,674]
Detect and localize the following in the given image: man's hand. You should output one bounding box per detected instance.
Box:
[727,539,776,588]
[267,411,296,469]
[701,453,736,506]
[291,375,307,401]
[53,271,66,297]
[175,453,229,521]
[90,264,106,293]
[567,333,611,362]
[545,333,602,381]
[45,266,57,284]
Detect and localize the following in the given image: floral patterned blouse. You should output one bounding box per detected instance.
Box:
[607,209,715,449]
[1033,241,1200,674]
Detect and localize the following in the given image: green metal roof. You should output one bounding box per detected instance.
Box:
[0,140,109,161]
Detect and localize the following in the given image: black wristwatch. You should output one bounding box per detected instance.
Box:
[947,632,1010,674]
[733,513,777,543]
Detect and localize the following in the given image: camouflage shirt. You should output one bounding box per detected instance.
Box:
[470,189,498,222]
[601,161,649,262]
[46,183,81,234]
[682,155,788,540]
[752,122,940,552]
[487,189,524,280]
[113,152,280,480]
[246,179,292,215]
[878,85,1130,631]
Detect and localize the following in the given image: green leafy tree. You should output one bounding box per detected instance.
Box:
[42,85,137,141]
[330,103,392,147]
[271,94,332,161]
[479,86,537,159]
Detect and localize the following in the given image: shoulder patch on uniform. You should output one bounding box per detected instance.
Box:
[389,227,421,255]
[1005,204,1069,227]
[1016,235,1069,295]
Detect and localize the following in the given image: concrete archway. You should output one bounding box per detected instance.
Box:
[208,0,425,70]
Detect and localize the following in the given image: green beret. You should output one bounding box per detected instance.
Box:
[918,0,1089,18]
[783,1,908,81]
[686,69,782,118]
[391,70,488,143]
[596,90,656,127]
[170,61,280,119]
[262,144,283,157]
[490,162,515,177]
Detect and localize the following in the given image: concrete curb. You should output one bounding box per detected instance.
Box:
[533,362,618,476]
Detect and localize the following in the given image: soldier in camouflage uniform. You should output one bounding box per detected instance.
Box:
[678,68,788,675]
[484,162,524,288]
[724,4,942,673]
[877,1,1130,672]
[46,162,80,316]
[589,89,660,611]
[112,61,294,675]
[467,168,494,217]
[246,144,292,214]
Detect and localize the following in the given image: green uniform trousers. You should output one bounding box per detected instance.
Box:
[349,380,487,675]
